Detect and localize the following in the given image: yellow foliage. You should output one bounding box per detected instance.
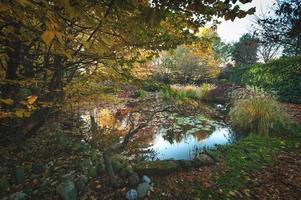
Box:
[1,98,14,105]
[41,31,56,45]
[97,109,117,128]
[27,95,38,105]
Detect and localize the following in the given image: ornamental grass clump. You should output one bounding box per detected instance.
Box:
[229,96,294,135]
[171,84,215,99]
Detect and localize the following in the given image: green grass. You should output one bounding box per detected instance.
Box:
[152,134,301,199]
[201,134,300,199]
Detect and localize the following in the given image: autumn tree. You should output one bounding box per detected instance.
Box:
[0,0,255,141]
[156,28,221,84]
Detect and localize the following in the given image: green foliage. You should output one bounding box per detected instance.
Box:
[232,34,258,66]
[212,134,300,198]
[229,56,301,103]
[229,96,294,135]
[137,89,146,100]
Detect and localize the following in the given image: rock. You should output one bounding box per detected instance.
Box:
[179,160,193,170]
[87,166,97,178]
[120,165,134,178]
[194,154,215,166]
[96,163,105,175]
[128,172,140,187]
[142,175,151,184]
[32,163,45,175]
[0,167,9,174]
[9,192,27,200]
[56,180,77,200]
[112,160,122,174]
[126,189,138,200]
[134,161,180,175]
[0,178,9,196]
[15,168,25,184]
[75,175,88,192]
[61,172,75,182]
[136,182,150,198]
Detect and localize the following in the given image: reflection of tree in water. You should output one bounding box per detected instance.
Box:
[193,131,209,142]
[162,128,187,144]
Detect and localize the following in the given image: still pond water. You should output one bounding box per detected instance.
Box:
[141,112,236,160]
[84,105,236,161]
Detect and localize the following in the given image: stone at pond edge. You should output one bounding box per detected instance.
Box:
[142,175,151,184]
[134,161,180,175]
[120,165,134,178]
[128,172,140,187]
[136,183,150,198]
[75,175,88,192]
[32,162,46,175]
[56,180,77,200]
[179,160,193,170]
[9,192,27,200]
[126,189,138,200]
[87,166,97,178]
[96,163,105,175]
[15,168,25,184]
[194,154,215,166]
[112,160,123,174]
[0,178,9,196]
[61,172,76,182]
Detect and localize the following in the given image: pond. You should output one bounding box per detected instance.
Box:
[140,112,236,160]
[82,103,237,161]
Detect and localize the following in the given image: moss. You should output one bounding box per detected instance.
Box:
[134,160,180,175]
[178,160,193,170]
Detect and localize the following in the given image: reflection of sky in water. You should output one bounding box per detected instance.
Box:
[147,126,234,160]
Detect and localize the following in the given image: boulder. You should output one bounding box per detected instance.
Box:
[179,160,193,170]
[56,180,77,200]
[142,175,151,184]
[112,160,122,174]
[0,178,9,196]
[87,166,97,178]
[75,175,88,192]
[61,172,75,182]
[15,168,25,184]
[194,154,215,166]
[120,165,134,178]
[9,192,27,200]
[136,183,150,198]
[134,160,180,175]
[126,189,138,200]
[128,172,140,187]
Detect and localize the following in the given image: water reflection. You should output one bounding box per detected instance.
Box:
[82,106,236,161]
[144,125,235,160]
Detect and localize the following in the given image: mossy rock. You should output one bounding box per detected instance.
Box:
[87,166,97,178]
[193,154,215,167]
[32,162,46,175]
[134,160,180,176]
[112,160,123,174]
[0,178,9,197]
[15,168,25,184]
[178,160,193,170]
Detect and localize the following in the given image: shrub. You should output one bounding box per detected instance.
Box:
[229,96,294,135]
[171,84,215,100]
[228,56,301,103]
[137,89,146,100]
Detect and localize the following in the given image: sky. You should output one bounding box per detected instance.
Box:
[217,0,276,43]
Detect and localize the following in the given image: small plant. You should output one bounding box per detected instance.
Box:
[229,96,294,135]
[137,89,146,100]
